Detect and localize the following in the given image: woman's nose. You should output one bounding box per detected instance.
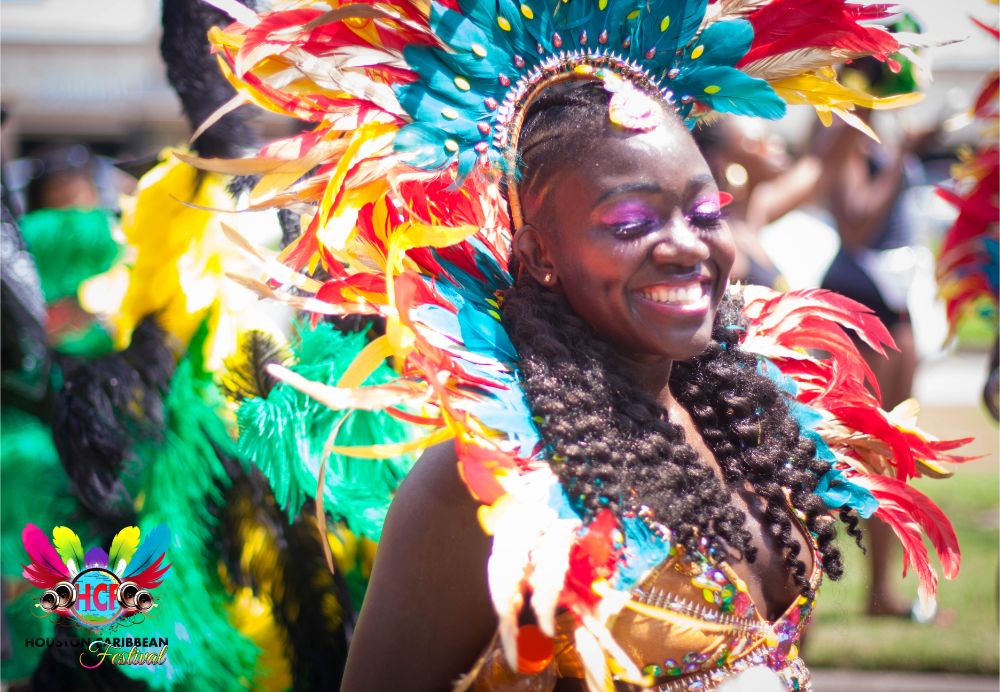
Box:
[650,217,710,264]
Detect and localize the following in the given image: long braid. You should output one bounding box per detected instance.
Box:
[672,294,844,595]
[502,277,753,560]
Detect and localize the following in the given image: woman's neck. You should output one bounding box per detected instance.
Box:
[612,352,678,411]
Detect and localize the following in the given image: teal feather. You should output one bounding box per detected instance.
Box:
[700,19,753,65]
[237,323,416,541]
[637,0,708,56]
[122,524,170,579]
[394,122,454,169]
[675,66,785,119]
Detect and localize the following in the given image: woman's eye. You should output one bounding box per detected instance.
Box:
[610,219,655,239]
[688,201,725,231]
[689,211,724,230]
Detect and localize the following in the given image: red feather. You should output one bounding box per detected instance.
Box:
[850,473,960,600]
[740,0,899,67]
[21,524,70,589]
[127,555,171,590]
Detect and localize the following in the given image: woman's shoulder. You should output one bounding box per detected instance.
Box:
[342,439,497,690]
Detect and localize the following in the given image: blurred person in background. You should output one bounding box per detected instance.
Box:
[817,50,941,620]
[15,143,120,354]
[695,117,826,290]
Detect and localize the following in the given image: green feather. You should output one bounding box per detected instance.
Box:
[117,356,259,691]
[52,526,85,575]
[18,208,119,303]
[237,322,417,541]
[108,526,140,575]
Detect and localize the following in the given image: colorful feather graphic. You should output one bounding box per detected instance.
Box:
[123,524,172,583]
[108,525,141,575]
[21,524,70,589]
[52,525,85,576]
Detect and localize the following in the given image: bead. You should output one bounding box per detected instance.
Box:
[681,94,694,104]
[598,30,608,44]
[454,76,471,91]
[642,664,663,677]
[552,32,562,48]
[536,42,544,54]
[474,141,488,153]
[704,84,721,94]
[598,0,607,9]
[484,96,498,110]
[645,47,657,59]
[520,3,534,19]
[498,73,511,86]
[497,16,512,31]
[444,139,459,153]
[691,44,705,59]
[660,15,671,31]
[579,29,588,45]
[513,54,526,68]
[471,43,488,57]
[626,9,640,19]
[441,107,459,120]
[621,37,631,49]
[667,67,680,79]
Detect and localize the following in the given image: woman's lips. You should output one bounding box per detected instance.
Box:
[633,281,711,316]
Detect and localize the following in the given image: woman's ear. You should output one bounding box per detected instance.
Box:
[512,223,558,287]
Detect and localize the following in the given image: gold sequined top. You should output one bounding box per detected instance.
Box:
[469,538,821,691]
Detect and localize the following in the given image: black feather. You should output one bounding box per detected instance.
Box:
[160,0,260,158]
[220,330,290,402]
[51,318,175,524]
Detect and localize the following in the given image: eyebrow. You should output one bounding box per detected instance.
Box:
[593,174,717,206]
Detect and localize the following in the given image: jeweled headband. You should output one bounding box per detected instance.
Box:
[497,52,676,229]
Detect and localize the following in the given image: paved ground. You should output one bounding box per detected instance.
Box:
[813,669,999,691]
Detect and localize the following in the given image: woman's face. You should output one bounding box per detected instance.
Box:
[518,111,735,362]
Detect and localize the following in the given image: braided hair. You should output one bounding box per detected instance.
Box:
[501,81,853,596]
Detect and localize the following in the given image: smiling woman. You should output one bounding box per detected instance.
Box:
[202,1,970,691]
[343,79,840,691]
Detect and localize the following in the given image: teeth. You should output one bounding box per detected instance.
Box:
[639,284,703,304]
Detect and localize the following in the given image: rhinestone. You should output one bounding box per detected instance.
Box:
[498,74,511,86]
[667,67,680,79]
[477,122,491,135]
[579,29,588,45]
[598,30,608,44]
[453,76,471,91]
[484,97,498,110]
[444,139,459,153]
[552,32,562,48]
[471,43,488,57]
[513,54,526,68]
[645,47,656,59]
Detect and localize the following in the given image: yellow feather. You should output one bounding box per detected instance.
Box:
[52,526,84,575]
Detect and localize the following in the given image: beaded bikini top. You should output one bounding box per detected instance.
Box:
[469,507,821,691]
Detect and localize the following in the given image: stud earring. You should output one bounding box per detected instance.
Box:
[543,272,552,284]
